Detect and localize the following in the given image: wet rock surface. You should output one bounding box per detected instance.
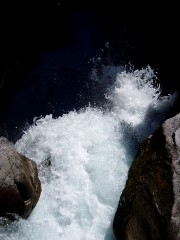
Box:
[0,137,41,219]
[113,113,180,240]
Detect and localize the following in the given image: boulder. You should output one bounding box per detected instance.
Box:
[0,136,41,219]
[113,113,180,240]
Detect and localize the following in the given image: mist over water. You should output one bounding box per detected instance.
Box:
[0,66,176,240]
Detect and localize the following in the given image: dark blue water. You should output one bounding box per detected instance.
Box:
[0,4,129,142]
[0,1,178,142]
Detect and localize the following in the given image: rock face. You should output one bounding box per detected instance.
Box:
[0,137,41,219]
[113,113,180,240]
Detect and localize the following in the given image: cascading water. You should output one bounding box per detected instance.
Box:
[0,66,176,240]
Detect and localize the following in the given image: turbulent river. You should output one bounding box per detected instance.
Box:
[0,65,176,240]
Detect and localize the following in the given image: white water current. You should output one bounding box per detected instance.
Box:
[0,66,176,240]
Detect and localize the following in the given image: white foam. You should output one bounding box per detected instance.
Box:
[106,66,176,138]
[0,66,176,239]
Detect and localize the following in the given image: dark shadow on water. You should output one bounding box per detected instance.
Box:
[104,217,116,240]
[105,227,116,240]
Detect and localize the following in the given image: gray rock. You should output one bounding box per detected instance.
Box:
[0,137,41,219]
[113,113,180,240]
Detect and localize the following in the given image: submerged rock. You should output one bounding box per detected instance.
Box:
[113,113,180,239]
[0,137,41,220]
